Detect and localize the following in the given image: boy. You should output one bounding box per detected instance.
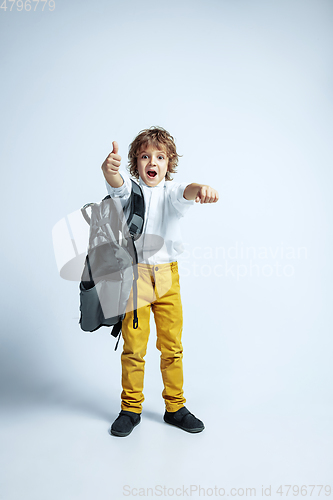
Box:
[101,126,219,437]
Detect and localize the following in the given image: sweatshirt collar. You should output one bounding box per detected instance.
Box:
[139,177,165,189]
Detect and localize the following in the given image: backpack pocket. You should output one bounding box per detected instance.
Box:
[79,279,124,332]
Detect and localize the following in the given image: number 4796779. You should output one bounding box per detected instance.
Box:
[0,0,55,11]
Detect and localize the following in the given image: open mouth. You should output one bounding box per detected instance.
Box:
[147,170,157,178]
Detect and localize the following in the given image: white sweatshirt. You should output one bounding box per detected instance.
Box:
[105,170,194,265]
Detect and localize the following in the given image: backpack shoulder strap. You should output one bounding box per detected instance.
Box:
[81,180,145,236]
[127,179,145,240]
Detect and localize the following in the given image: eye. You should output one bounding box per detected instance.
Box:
[142,154,148,159]
[158,155,164,160]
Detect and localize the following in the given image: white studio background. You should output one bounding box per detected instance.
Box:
[0,0,332,499]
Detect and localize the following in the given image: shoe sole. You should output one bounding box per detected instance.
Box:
[109,420,140,437]
[163,418,205,433]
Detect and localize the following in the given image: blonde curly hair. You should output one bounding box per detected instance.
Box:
[128,126,181,181]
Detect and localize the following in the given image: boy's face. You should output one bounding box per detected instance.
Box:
[137,143,169,186]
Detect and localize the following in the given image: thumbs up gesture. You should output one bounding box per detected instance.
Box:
[101,141,124,188]
[102,141,121,175]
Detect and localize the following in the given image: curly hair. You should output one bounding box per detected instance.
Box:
[128,126,181,181]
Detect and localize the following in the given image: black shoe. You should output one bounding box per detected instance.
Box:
[110,410,141,437]
[164,406,205,433]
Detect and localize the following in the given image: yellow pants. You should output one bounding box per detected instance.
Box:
[120,261,186,414]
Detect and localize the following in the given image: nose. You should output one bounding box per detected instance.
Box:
[149,156,157,166]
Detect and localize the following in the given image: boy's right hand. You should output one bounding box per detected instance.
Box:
[101,141,124,188]
[102,141,122,176]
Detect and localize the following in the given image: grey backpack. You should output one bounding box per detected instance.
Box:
[79,180,145,349]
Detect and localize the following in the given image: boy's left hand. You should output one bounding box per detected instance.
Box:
[195,185,219,204]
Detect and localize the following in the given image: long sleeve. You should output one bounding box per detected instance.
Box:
[168,182,195,218]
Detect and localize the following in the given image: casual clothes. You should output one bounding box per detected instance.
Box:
[105,170,194,412]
